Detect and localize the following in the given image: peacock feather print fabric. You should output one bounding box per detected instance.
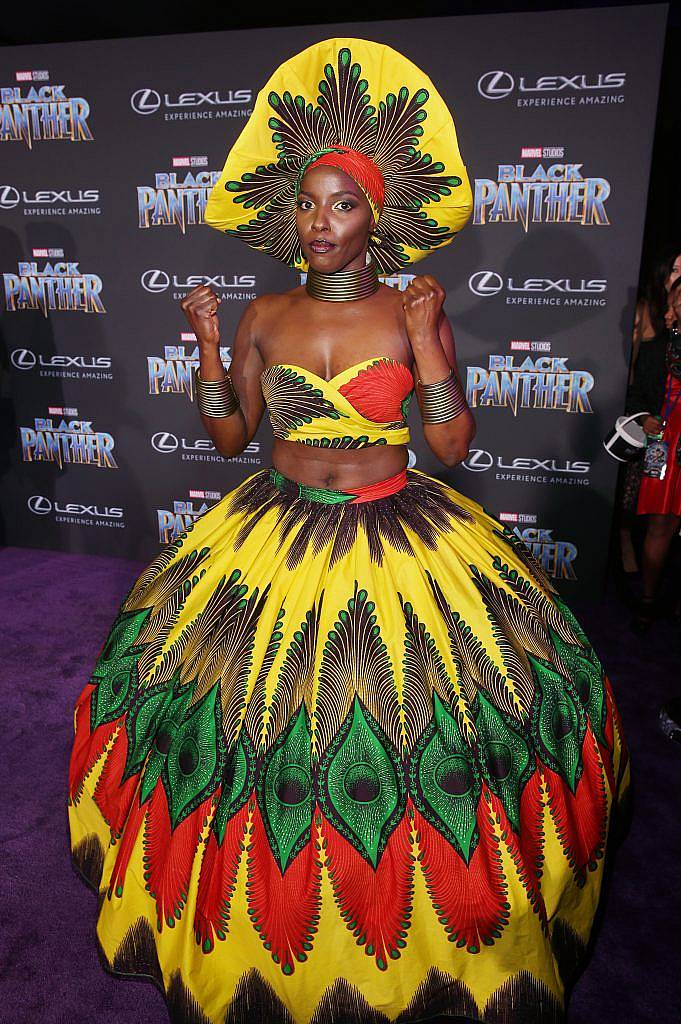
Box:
[259,355,414,448]
[68,465,629,1024]
[204,38,473,272]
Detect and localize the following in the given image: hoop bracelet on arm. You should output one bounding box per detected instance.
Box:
[417,367,468,423]
[194,367,240,418]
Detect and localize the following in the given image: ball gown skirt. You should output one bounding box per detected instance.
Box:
[68,465,629,1024]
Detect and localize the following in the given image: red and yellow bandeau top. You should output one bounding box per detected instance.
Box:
[260,356,414,448]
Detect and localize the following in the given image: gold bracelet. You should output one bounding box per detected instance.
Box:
[194,367,240,418]
[418,368,468,423]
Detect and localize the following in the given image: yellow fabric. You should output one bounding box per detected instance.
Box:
[260,357,413,446]
[68,466,629,1024]
[204,38,473,272]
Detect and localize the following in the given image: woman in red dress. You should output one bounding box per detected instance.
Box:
[634,279,681,628]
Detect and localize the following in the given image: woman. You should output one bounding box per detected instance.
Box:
[629,277,681,630]
[68,38,629,1024]
[618,248,681,576]
[634,248,681,362]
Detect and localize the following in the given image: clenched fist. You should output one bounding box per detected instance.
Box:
[180,285,221,349]
[401,274,445,344]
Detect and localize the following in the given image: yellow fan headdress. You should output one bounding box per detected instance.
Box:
[205,37,472,273]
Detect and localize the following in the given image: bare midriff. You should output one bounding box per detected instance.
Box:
[272,438,409,490]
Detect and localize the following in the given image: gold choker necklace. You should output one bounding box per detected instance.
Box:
[306,261,380,302]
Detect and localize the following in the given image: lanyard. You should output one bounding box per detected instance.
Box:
[662,372,681,426]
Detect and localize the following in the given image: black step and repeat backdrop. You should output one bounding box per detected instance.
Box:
[0,5,668,595]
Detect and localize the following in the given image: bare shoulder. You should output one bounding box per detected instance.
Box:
[247,291,285,316]
[379,281,408,308]
[241,288,299,334]
[249,286,303,315]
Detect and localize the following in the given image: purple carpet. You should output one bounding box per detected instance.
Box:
[1,544,678,1024]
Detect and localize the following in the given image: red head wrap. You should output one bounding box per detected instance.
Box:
[302,145,385,222]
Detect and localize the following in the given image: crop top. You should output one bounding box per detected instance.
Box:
[260,356,414,448]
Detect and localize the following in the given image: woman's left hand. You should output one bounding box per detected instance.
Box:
[402,275,446,346]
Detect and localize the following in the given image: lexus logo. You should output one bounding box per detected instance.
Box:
[130,88,162,115]
[141,269,170,293]
[11,348,37,369]
[469,271,504,297]
[0,185,21,210]
[151,431,179,453]
[28,495,52,515]
[462,449,494,472]
[477,71,515,99]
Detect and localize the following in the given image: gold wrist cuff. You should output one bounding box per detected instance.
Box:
[194,367,240,418]
[418,368,468,423]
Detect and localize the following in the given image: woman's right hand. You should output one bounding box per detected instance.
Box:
[642,414,663,436]
[180,285,221,348]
